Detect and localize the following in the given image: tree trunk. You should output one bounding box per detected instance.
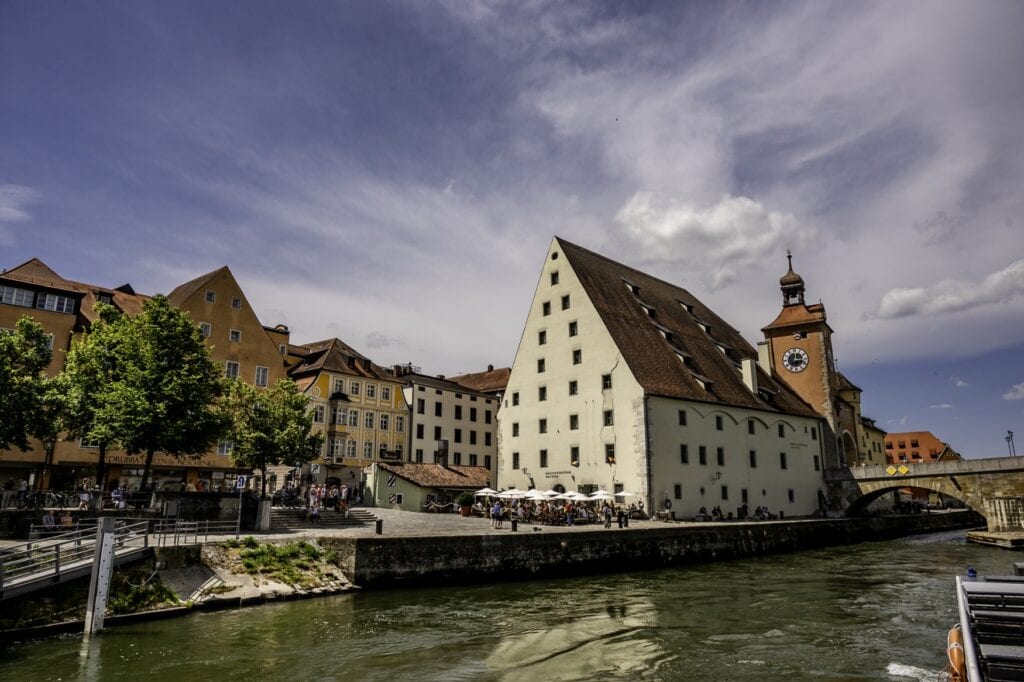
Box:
[96,444,108,492]
[139,449,156,492]
[261,466,268,499]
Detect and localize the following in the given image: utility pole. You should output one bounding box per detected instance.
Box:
[84,517,116,637]
[1007,431,1016,457]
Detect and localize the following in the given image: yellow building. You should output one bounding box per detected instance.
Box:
[0,258,290,492]
[286,338,409,492]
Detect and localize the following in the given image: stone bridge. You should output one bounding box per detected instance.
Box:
[826,456,1024,532]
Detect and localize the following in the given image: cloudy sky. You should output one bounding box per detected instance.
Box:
[2,1,1022,457]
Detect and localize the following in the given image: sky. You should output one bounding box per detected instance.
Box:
[2,1,1022,458]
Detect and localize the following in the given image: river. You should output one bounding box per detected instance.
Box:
[0,529,1010,681]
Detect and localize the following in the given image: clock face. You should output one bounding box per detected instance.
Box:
[782,347,809,373]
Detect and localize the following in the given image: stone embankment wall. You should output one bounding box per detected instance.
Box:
[324,511,982,589]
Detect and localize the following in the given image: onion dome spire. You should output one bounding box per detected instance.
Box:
[780,250,805,306]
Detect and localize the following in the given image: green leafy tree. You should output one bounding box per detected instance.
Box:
[104,295,229,491]
[0,316,53,451]
[55,303,126,489]
[225,378,324,499]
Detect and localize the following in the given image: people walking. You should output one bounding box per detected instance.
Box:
[491,500,503,529]
[602,502,613,528]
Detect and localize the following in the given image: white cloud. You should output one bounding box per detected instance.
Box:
[876,260,1024,319]
[0,184,39,246]
[1004,383,1024,401]
[928,403,953,409]
[614,193,816,289]
[887,416,909,426]
[951,376,969,388]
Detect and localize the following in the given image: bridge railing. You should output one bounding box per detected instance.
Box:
[151,519,239,546]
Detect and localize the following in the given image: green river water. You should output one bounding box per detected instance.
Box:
[0,529,1009,681]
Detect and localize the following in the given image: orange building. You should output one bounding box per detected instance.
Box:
[884,431,961,465]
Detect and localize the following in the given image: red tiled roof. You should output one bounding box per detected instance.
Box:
[449,367,510,394]
[1,258,81,293]
[377,462,490,490]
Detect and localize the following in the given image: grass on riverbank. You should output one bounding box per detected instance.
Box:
[223,537,341,590]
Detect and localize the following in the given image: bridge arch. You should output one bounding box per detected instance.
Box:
[845,481,982,518]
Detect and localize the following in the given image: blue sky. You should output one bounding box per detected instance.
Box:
[2,1,1022,457]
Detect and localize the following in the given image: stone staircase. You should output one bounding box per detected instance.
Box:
[270,506,376,532]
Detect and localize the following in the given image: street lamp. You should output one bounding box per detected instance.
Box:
[1007,431,1017,457]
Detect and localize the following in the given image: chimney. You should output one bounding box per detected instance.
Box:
[436,374,445,381]
[757,341,773,373]
[487,364,494,372]
[741,358,758,394]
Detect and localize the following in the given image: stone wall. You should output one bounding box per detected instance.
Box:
[332,511,982,589]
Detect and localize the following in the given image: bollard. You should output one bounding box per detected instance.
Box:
[624,515,629,528]
[511,519,518,532]
[375,519,383,535]
[670,511,676,521]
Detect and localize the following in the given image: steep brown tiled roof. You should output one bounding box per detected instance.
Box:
[167,267,226,306]
[1,258,80,293]
[558,237,818,418]
[377,462,490,490]
[68,279,149,323]
[287,337,398,383]
[448,367,510,394]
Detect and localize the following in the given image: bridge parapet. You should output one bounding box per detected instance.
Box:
[841,456,1024,482]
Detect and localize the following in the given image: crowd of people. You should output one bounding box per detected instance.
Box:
[478,497,647,528]
[299,483,355,523]
[695,504,779,521]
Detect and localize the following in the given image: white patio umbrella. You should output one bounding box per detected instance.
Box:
[499,488,528,499]
[589,491,614,501]
[474,487,499,496]
[540,489,561,497]
[614,491,636,498]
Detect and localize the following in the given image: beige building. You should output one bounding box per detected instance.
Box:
[397,367,499,483]
[0,259,288,492]
[365,461,489,513]
[286,338,409,493]
[497,238,828,518]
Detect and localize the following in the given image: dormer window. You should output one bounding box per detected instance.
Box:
[205,290,216,303]
[231,297,242,309]
[623,279,639,295]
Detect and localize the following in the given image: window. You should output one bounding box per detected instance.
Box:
[470,431,477,445]
[485,432,491,446]
[333,378,345,394]
[537,358,545,373]
[455,405,463,419]
[788,489,795,503]
[382,386,391,401]
[811,427,817,441]
[550,271,559,285]
[417,398,425,414]
[603,410,613,426]
[231,297,241,309]
[778,424,785,438]
[205,290,216,303]
[199,322,212,338]
[35,293,74,314]
[415,448,423,463]
[911,439,919,448]
[350,381,360,396]
[512,452,520,469]
[749,450,757,468]
[347,440,357,458]
[569,321,578,337]
[366,384,376,399]
[470,407,477,422]
[512,422,519,437]
[0,285,33,307]
[279,344,287,355]
[674,484,682,500]
[741,488,748,504]
[435,402,442,417]
[540,449,548,467]
[225,361,239,379]
[721,486,729,501]
[255,366,268,387]
[380,414,389,431]
[716,447,725,466]
[485,410,492,424]
[699,446,707,465]
[348,409,359,427]
[363,441,373,458]
[469,454,478,466]
[602,374,612,389]
[217,441,234,455]
[312,405,324,423]
[570,446,580,467]
[433,426,442,441]
[512,392,520,406]
[561,294,570,310]
[330,438,344,458]
[229,329,241,343]
[453,452,462,465]
[538,386,547,401]
[780,452,787,470]
[484,455,492,469]
[605,443,615,464]
[678,410,687,426]
[538,330,547,345]
[572,349,582,365]
[570,414,579,430]
[416,424,424,439]
[364,412,375,429]
[568,380,578,396]
[542,301,551,316]
[539,419,547,434]
[455,428,463,443]
[680,444,689,464]
[748,420,755,435]
[715,415,723,431]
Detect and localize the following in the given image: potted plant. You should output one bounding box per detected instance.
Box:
[457,491,475,517]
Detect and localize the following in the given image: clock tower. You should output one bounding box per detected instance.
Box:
[760,252,844,466]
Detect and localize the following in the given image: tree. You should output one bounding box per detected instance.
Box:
[104,295,229,491]
[225,378,324,499]
[56,303,126,489]
[0,316,53,451]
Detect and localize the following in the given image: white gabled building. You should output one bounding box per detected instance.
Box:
[497,237,829,518]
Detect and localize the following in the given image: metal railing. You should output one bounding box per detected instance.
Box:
[151,519,241,546]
